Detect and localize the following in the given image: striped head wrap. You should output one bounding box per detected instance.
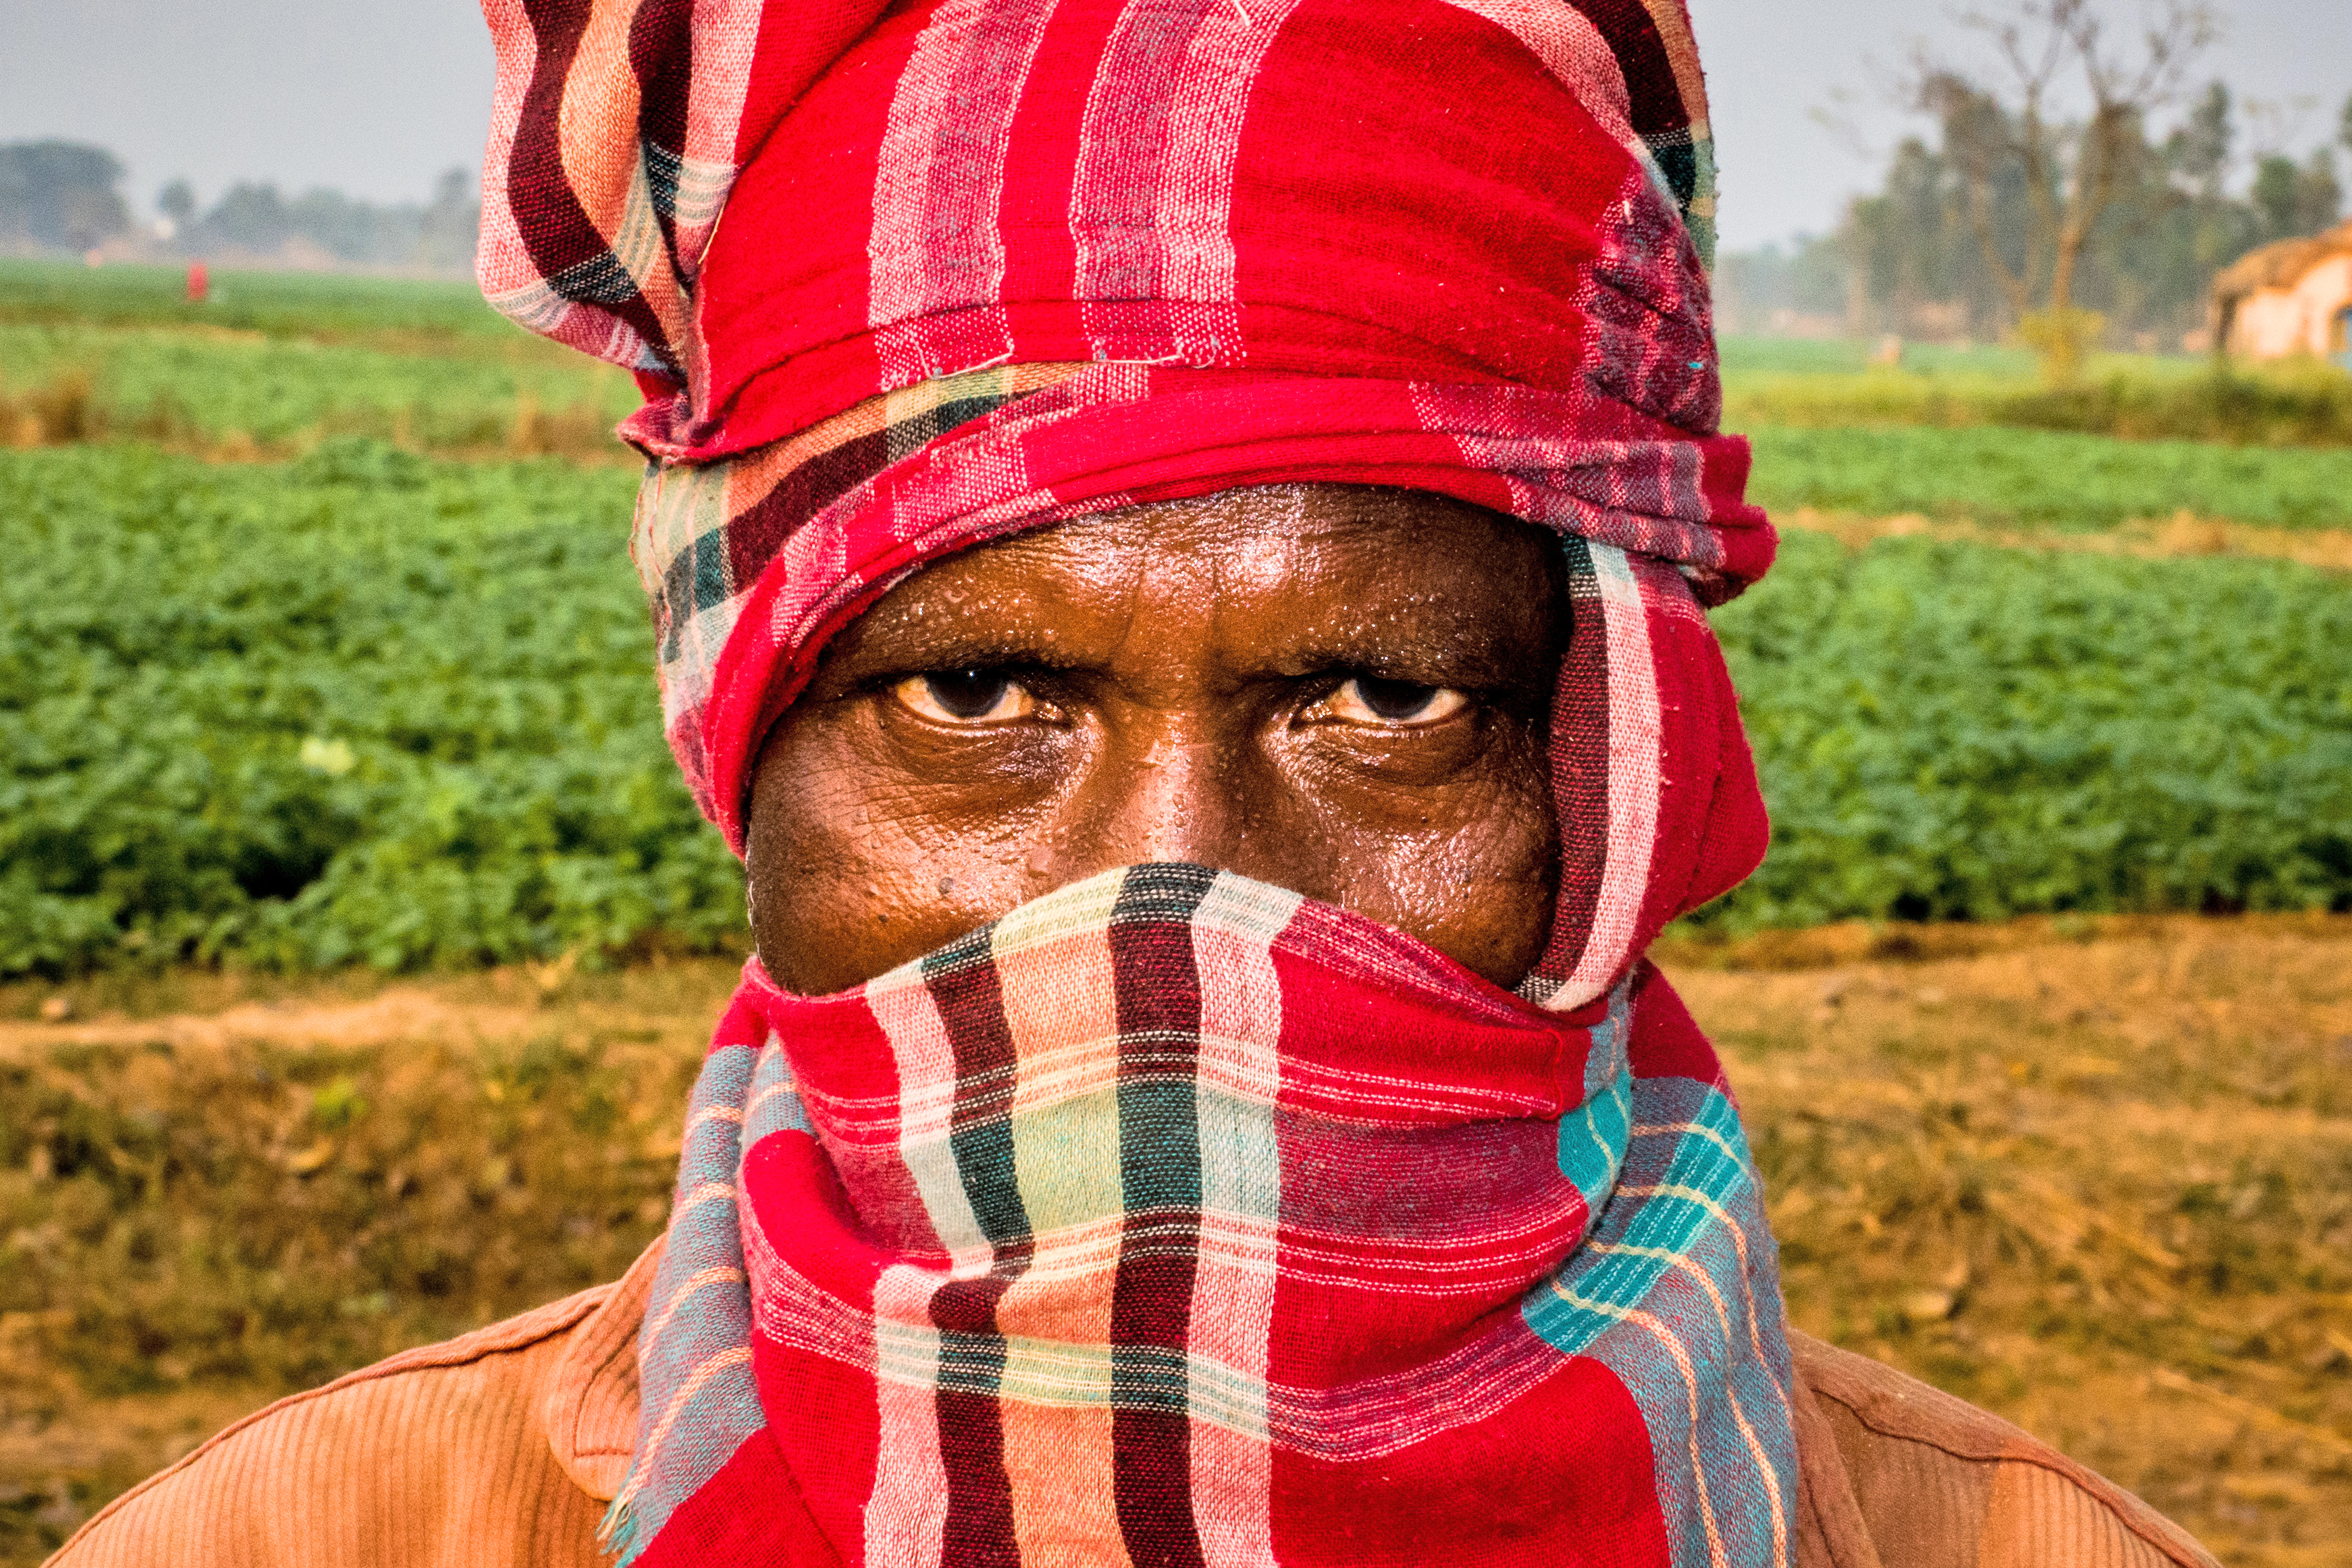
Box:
[479,0,1794,1561]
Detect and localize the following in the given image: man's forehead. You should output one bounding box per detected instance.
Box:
[921,486,1536,586]
[829,485,1559,673]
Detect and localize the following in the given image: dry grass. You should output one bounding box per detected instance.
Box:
[1666,912,2352,1568]
[0,365,628,464]
[4,918,2348,1563]
[0,960,739,1561]
[0,373,94,449]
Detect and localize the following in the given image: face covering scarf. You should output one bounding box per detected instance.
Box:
[621,865,1789,1568]
[475,0,1796,1561]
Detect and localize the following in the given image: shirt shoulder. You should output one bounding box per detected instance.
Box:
[52,1264,2218,1567]
[1789,1330,2220,1568]
[45,1244,659,1568]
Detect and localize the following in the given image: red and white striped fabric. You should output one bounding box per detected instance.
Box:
[614,865,1797,1567]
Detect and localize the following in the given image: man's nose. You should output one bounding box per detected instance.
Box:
[1074,725,1249,874]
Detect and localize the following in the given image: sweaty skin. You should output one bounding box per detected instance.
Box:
[744,484,1568,994]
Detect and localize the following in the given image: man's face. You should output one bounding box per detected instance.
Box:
[745,484,1567,993]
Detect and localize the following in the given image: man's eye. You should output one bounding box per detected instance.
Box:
[1318,676,1469,727]
[891,669,1040,724]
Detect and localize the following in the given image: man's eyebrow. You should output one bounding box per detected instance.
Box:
[1272,590,1560,679]
[1272,634,1542,688]
[821,603,1081,674]
[827,569,1561,685]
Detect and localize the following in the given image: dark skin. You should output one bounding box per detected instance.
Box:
[744,484,1568,995]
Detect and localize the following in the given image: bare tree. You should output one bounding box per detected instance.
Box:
[1911,0,2218,378]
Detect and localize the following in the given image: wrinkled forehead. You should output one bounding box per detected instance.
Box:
[814,482,1570,686]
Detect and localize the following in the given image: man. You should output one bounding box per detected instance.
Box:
[52,0,2218,1563]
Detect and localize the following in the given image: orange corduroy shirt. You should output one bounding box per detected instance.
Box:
[50,1241,2218,1568]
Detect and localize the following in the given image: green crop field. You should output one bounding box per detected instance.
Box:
[1720,335,2352,447]
[0,261,633,460]
[4,437,2347,978]
[0,259,529,343]
[0,442,733,978]
[1707,530,2352,930]
[0,322,635,455]
[1720,335,2352,526]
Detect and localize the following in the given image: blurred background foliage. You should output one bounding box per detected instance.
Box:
[1718,80,2352,354]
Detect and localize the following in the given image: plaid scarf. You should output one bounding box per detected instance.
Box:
[613,865,1793,1566]
[477,0,1798,1559]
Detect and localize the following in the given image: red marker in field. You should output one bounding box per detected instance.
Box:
[187,261,209,303]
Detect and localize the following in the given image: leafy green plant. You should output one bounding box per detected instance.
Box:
[1702,531,2352,930]
[1746,425,2352,532]
[0,444,741,976]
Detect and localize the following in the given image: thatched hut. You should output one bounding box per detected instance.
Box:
[2211,221,2352,365]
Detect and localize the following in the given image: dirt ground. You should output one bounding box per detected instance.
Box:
[4,914,2348,1564]
[1663,913,2352,1567]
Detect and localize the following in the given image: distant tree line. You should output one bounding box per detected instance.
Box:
[0,141,477,275]
[0,142,134,253]
[1724,77,2352,348]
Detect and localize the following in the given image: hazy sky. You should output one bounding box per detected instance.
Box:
[3,0,2347,252]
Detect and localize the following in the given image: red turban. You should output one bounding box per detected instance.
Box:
[479,0,1773,1013]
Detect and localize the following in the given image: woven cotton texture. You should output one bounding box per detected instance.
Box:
[613,866,1795,1568]
[481,0,1722,415]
